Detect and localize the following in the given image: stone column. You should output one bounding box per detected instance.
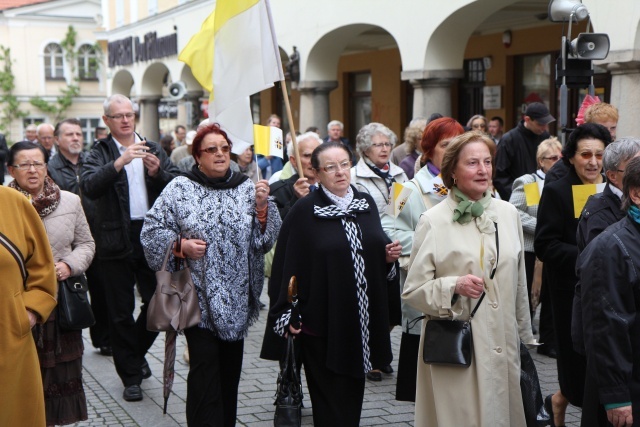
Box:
[297,80,338,132]
[401,70,464,120]
[603,56,640,138]
[138,95,161,142]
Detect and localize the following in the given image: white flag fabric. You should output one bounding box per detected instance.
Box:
[386,182,413,218]
[208,0,284,154]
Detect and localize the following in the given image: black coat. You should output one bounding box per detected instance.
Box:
[0,133,7,184]
[269,173,300,220]
[534,166,587,405]
[543,158,569,184]
[80,134,178,260]
[576,183,625,252]
[577,216,640,426]
[494,121,550,200]
[48,152,98,231]
[264,187,393,378]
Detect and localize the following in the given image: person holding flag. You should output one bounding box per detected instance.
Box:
[381,117,464,401]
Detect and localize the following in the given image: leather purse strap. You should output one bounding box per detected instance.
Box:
[469,222,499,320]
[0,230,27,288]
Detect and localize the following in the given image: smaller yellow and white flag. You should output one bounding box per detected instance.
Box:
[253,124,284,158]
[387,182,413,218]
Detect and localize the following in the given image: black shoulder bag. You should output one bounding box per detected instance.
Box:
[420,222,499,368]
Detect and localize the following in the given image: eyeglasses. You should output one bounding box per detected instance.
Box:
[13,162,46,170]
[200,145,231,155]
[543,155,561,161]
[320,160,351,174]
[106,113,136,121]
[617,169,625,174]
[578,151,603,160]
[371,142,392,149]
[471,124,486,129]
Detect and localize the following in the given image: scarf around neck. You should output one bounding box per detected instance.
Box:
[364,157,394,190]
[321,185,354,212]
[629,205,640,224]
[451,186,492,224]
[9,175,61,217]
[184,164,248,189]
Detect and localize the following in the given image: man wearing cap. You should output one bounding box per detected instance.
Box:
[494,102,555,200]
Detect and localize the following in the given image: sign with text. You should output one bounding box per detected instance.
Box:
[483,85,502,110]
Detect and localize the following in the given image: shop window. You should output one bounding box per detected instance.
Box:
[514,53,554,129]
[44,43,64,80]
[78,44,98,81]
[348,72,372,142]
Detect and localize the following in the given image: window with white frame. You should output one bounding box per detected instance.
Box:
[78,44,98,80]
[79,117,100,145]
[44,43,64,80]
[148,0,158,15]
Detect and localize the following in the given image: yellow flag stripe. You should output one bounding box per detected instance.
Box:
[253,124,271,156]
[177,10,215,92]
[214,0,260,35]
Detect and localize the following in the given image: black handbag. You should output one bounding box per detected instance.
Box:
[421,222,499,368]
[57,274,96,330]
[520,341,551,427]
[273,335,302,427]
[422,294,484,367]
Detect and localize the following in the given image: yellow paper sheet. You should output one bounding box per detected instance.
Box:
[524,182,541,206]
[572,184,597,218]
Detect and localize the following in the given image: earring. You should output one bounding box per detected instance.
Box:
[453,177,457,185]
[197,164,202,171]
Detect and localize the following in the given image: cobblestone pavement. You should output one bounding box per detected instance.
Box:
[73,285,581,426]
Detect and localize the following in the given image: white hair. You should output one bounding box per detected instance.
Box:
[103,94,133,115]
[36,123,54,135]
[287,131,322,159]
[326,120,344,131]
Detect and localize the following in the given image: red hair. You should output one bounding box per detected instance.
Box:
[420,118,465,165]
[191,123,232,165]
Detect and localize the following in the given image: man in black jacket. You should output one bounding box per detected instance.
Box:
[0,133,7,184]
[48,118,112,357]
[269,131,322,220]
[80,94,179,402]
[494,102,554,200]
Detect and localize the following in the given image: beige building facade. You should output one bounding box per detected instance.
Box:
[98,0,640,142]
[0,0,106,143]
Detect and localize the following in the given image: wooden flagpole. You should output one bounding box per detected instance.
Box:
[279,81,304,174]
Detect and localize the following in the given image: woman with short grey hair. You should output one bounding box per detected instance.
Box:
[351,122,407,215]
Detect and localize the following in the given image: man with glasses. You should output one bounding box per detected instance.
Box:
[81,94,179,402]
[494,102,555,200]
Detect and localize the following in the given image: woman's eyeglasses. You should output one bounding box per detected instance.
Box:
[13,162,46,170]
[200,145,231,155]
[577,151,603,160]
[321,160,351,174]
[370,142,392,149]
[543,155,561,161]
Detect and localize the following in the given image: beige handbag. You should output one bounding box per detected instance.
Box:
[147,236,202,332]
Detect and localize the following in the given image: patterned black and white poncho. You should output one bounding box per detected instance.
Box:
[141,175,281,341]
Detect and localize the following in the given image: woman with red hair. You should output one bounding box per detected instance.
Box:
[381,117,465,401]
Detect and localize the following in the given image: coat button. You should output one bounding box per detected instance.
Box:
[496,347,502,353]
[491,302,498,309]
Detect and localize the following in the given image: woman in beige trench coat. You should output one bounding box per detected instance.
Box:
[403,132,536,427]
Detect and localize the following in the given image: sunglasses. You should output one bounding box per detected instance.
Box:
[200,145,231,155]
[577,151,603,160]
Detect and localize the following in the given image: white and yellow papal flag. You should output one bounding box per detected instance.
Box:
[179,0,284,155]
[253,124,284,158]
[386,182,413,218]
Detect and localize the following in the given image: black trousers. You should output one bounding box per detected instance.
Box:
[85,258,110,349]
[101,220,158,386]
[184,327,244,427]
[300,334,365,427]
[526,251,556,350]
[395,332,420,402]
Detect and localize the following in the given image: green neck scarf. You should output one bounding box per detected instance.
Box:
[452,186,492,224]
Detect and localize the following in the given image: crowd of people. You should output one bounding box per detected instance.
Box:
[1,93,638,427]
